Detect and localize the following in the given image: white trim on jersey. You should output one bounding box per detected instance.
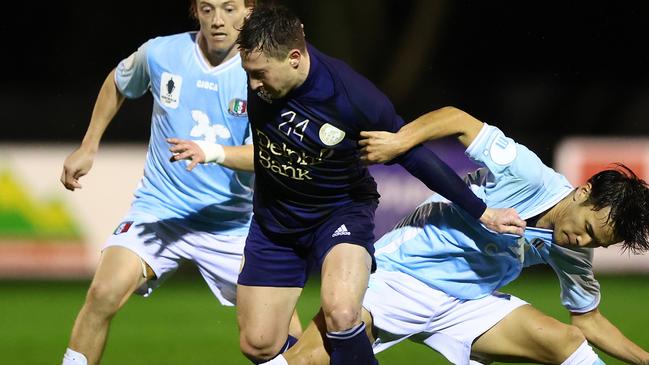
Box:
[193,33,242,75]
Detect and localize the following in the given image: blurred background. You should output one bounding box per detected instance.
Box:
[1,1,648,364]
[5,1,649,156]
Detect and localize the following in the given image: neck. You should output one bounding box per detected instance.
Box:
[535,191,574,229]
[197,33,237,67]
[292,50,311,89]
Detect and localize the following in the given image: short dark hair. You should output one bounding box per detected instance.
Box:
[237,4,306,59]
[587,163,649,253]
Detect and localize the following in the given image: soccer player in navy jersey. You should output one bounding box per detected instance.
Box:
[227,5,526,365]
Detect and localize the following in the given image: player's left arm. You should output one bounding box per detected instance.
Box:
[394,145,525,235]
[571,308,649,365]
[167,138,254,172]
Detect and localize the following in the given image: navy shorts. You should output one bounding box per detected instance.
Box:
[238,200,378,288]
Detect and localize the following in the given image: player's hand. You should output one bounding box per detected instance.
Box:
[60,147,96,191]
[359,130,407,164]
[167,138,205,171]
[479,207,526,236]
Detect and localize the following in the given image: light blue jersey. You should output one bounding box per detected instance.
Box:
[114,32,253,235]
[374,124,600,313]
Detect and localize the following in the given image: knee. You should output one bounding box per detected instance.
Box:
[561,325,587,358]
[322,303,361,332]
[543,324,586,363]
[84,281,128,317]
[239,331,285,362]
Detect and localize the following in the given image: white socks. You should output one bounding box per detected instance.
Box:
[62,348,88,365]
[561,340,604,365]
[259,354,289,365]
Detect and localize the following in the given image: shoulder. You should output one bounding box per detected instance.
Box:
[467,124,575,212]
[312,46,392,124]
[467,124,547,186]
[150,31,195,45]
[146,32,196,56]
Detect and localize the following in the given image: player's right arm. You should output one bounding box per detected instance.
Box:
[360,106,525,235]
[359,106,483,164]
[571,309,649,364]
[60,69,126,191]
[167,139,255,172]
[546,246,649,364]
[61,42,151,191]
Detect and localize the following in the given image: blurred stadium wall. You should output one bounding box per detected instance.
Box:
[1,138,647,278]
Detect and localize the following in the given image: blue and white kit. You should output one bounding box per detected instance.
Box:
[364,124,599,363]
[106,32,253,305]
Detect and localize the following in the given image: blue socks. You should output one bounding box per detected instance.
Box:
[326,322,378,365]
[252,335,297,365]
[282,335,298,353]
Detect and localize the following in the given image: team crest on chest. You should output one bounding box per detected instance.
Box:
[319,123,345,146]
[160,72,182,109]
[228,98,248,117]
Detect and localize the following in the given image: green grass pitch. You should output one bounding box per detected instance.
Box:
[1,271,647,364]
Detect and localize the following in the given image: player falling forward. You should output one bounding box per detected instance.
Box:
[60,1,300,365]
[268,107,649,365]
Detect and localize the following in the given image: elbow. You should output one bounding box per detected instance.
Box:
[438,105,462,114]
[432,106,476,124]
[440,106,483,145]
[446,107,478,126]
[438,106,468,119]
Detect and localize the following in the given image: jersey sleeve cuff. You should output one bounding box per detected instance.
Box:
[465,122,492,159]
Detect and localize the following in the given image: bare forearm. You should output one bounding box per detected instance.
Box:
[221,144,254,172]
[398,106,483,150]
[80,69,125,150]
[359,107,483,164]
[572,311,649,364]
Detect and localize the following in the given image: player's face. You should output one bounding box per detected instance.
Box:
[195,0,249,55]
[241,50,300,100]
[552,185,619,248]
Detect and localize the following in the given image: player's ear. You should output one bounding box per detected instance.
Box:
[245,6,253,19]
[190,0,198,20]
[574,183,592,202]
[288,50,301,69]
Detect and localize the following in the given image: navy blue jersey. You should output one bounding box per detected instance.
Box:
[248,45,400,234]
[248,44,486,235]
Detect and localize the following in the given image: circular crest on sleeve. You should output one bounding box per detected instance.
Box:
[488,136,517,165]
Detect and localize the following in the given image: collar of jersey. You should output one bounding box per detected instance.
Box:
[498,226,554,242]
[193,34,241,75]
